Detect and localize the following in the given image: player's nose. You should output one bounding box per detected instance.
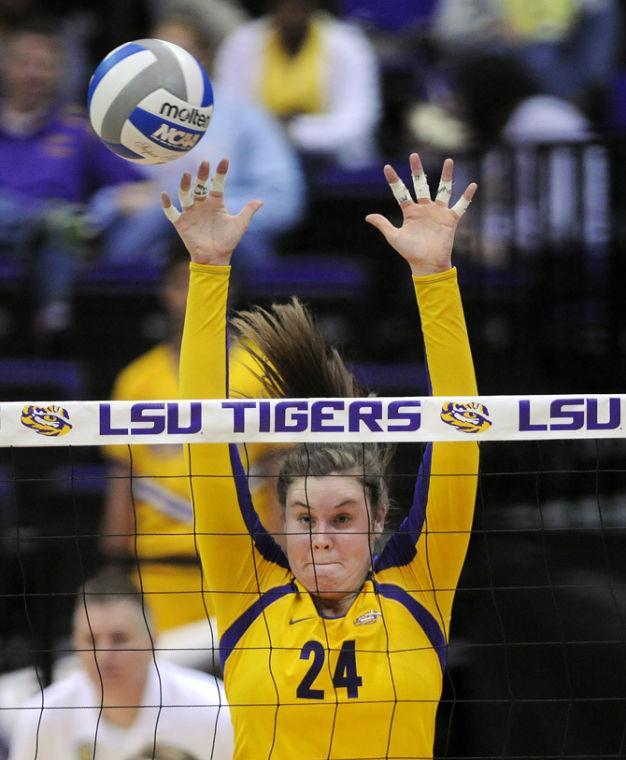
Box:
[311,524,333,549]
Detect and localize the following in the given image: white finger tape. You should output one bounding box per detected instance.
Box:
[163,204,181,224]
[178,187,194,210]
[412,172,430,200]
[451,195,471,218]
[389,179,411,205]
[194,180,209,198]
[210,172,226,195]
[436,180,453,204]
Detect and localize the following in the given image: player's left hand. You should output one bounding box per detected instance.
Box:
[365,153,477,277]
[161,158,262,266]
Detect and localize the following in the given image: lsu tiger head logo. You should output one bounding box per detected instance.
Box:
[21,405,72,437]
[440,402,491,434]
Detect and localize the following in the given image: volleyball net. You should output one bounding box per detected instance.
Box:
[1,394,625,759]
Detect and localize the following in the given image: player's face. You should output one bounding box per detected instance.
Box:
[284,473,385,613]
[2,33,62,111]
[73,600,153,699]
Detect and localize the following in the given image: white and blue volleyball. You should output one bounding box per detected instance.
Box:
[87,39,213,165]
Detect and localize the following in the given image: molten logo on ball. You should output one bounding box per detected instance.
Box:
[21,405,72,437]
[440,402,491,434]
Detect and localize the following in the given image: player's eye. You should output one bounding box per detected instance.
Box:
[297,514,312,526]
[335,514,351,525]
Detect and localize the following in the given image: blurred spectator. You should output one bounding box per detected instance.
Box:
[0,1,106,105]
[149,0,248,48]
[97,6,305,275]
[0,21,142,341]
[214,0,381,166]
[455,54,591,147]
[452,54,607,258]
[8,568,233,760]
[433,0,618,120]
[101,245,284,633]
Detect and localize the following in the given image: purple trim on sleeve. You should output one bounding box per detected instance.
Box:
[228,444,290,569]
[219,582,295,669]
[374,331,434,573]
[374,581,447,671]
[225,282,288,569]
[374,443,432,572]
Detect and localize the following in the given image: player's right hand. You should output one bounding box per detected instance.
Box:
[161,158,263,266]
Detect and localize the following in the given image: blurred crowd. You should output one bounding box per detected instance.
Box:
[0,2,625,758]
[0,0,623,344]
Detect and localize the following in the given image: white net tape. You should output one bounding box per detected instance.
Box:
[1,394,624,446]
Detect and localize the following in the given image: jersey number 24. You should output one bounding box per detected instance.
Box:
[297,640,363,700]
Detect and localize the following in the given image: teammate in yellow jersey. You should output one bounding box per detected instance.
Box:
[162,152,479,759]
[101,247,283,632]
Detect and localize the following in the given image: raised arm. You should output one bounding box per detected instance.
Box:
[368,155,479,639]
[163,161,286,630]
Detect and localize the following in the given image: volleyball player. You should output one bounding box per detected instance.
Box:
[102,245,284,633]
[162,153,479,758]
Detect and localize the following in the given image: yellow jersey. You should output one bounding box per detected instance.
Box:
[180,264,479,759]
[104,342,275,631]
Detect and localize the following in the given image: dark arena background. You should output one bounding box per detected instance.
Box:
[2,1,626,758]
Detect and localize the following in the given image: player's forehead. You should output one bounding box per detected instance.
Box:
[286,472,367,509]
[6,31,60,60]
[74,599,145,636]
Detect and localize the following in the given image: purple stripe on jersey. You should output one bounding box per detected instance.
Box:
[373,581,447,671]
[374,443,432,572]
[228,443,290,569]
[220,582,295,669]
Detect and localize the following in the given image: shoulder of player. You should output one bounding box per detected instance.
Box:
[157,661,226,702]
[227,16,270,45]
[21,669,89,709]
[112,344,171,397]
[317,12,373,47]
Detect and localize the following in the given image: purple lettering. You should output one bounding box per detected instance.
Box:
[587,397,620,430]
[311,401,344,432]
[518,400,547,431]
[275,401,308,432]
[167,402,201,434]
[130,403,165,435]
[348,401,383,432]
[221,401,256,433]
[550,399,584,431]
[259,400,271,432]
[387,400,421,432]
[99,403,128,435]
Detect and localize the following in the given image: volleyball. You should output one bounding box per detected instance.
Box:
[87,39,214,165]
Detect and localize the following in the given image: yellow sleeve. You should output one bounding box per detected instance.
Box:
[179,264,289,632]
[375,268,479,640]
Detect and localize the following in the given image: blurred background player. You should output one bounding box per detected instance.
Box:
[8,567,233,760]
[149,0,248,44]
[101,243,285,634]
[0,20,143,342]
[98,5,306,278]
[214,0,382,167]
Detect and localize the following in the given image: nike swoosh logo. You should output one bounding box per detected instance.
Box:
[289,616,315,625]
